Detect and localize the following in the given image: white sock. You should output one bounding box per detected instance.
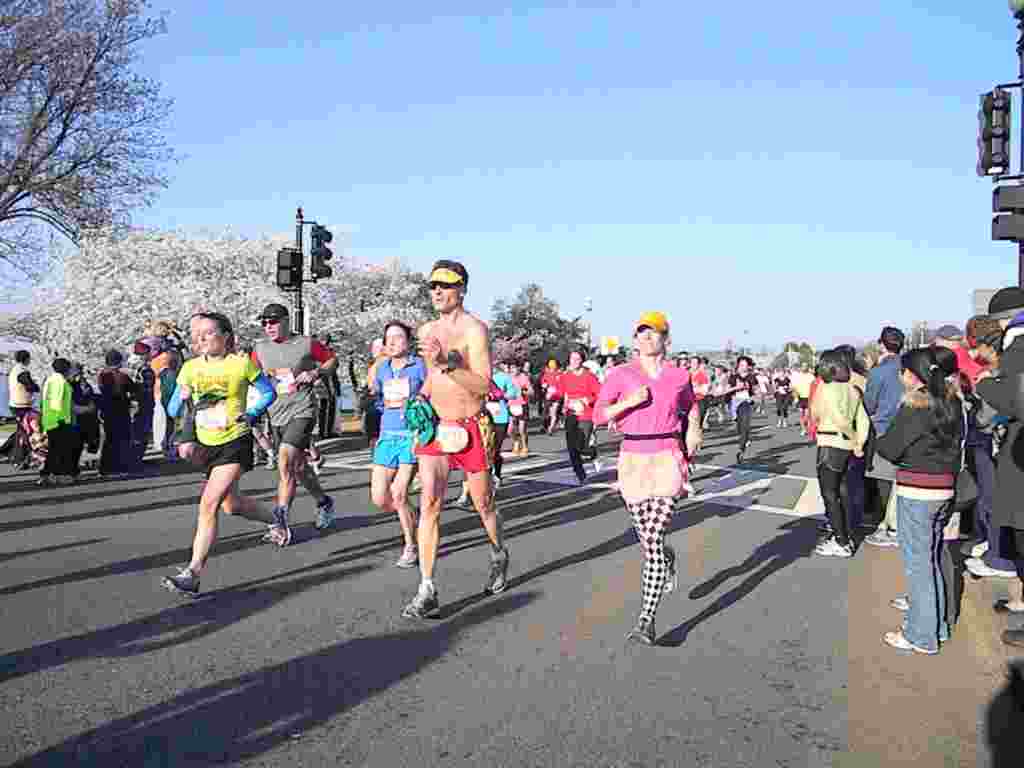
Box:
[420,578,435,593]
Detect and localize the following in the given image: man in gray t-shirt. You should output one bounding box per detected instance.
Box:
[252,303,339,541]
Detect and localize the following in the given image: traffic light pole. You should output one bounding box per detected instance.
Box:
[294,207,305,333]
[1017,12,1024,286]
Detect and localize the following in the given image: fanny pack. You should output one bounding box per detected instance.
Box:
[437,421,470,453]
[509,403,524,417]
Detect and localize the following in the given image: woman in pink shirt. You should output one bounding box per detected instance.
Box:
[509,362,533,456]
[595,311,704,646]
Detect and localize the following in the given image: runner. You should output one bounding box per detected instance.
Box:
[252,303,339,541]
[791,365,814,436]
[560,347,603,484]
[400,260,509,619]
[369,320,428,568]
[773,368,793,428]
[595,311,702,645]
[161,312,278,597]
[727,355,758,464]
[689,356,711,429]
[509,361,533,457]
[755,367,770,415]
[542,360,562,434]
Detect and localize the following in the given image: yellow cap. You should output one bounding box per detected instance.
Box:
[635,311,669,333]
[547,360,557,369]
[429,267,464,286]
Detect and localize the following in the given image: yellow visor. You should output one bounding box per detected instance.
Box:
[635,311,669,333]
[429,268,464,286]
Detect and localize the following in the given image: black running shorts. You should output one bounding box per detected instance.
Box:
[200,433,254,476]
[272,417,316,451]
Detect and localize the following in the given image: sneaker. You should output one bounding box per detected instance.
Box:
[890,595,910,611]
[401,582,440,619]
[162,567,201,598]
[454,491,470,507]
[865,529,899,548]
[663,546,677,595]
[965,558,1016,578]
[814,537,841,557]
[314,497,336,530]
[962,541,989,559]
[263,506,292,547]
[486,547,510,594]
[395,544,418,569]
[626,615,656,646]
[883,630,937,655]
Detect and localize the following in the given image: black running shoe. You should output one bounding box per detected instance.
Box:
[162,567,200,598]
[486,547,510,594]
[626,616,656,645]
[401,584,440,619]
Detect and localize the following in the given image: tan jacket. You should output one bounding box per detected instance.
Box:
[8,363,33,408]
[811,381,870,453]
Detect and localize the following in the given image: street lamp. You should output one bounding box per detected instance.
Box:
[583,297,593,350]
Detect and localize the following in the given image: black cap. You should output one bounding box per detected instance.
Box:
[988,287,1024,321]
[258,303,289,321]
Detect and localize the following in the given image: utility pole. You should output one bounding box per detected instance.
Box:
[294,207,305,333]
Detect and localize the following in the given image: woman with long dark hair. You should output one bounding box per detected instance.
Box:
[876,347,963,654]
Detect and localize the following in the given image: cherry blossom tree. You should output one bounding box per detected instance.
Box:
[0,228,433,377]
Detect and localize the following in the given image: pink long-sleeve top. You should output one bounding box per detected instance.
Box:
[595,361,695,453]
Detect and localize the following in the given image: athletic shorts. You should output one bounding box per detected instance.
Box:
[200,433,254,476]
[416,412,493,475]
[272,417,316,451]
[798,398,809,409]
[373,431,417,468]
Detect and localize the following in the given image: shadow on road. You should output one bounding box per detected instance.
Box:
[660,517,819,647]
[0,478,201,515]
[0,538,108,564]
[0,564,375,684]
[9,591,539,767]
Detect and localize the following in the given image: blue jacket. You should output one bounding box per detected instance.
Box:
[864,354,904,436]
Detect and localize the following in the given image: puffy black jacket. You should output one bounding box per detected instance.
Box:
[875,389,962,475]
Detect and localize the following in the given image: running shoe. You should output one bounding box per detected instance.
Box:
[162,566,201,598]
[889,595,910,611]
[486,547,510,594]
[454,491,470,507]
[965,558,1016,578]
[864,528,899,548]
[626,615,656,646]
[663,545,677,595]
[883,630,937,655]
[395,544,418,568]
[265,455,276,471]
[314,496,336,530]
[401,582,440,619]
[263,506,292,547]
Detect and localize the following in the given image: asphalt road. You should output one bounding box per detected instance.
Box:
[0,410,1012,767]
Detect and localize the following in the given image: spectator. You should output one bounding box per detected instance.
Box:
[38,358,75,486]
[864,326,907,548]
[7,349,40,470]
[97,349,137,477]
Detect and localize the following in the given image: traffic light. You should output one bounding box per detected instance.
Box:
[276,247,303,291]
[993,184,1024,240]
[978,88,1012,177]
[310,224,333,280]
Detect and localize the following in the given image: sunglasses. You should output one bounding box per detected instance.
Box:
[260,317,284,326]
[429,282,459,291]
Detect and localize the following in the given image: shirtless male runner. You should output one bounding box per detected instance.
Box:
[401,259,509,619]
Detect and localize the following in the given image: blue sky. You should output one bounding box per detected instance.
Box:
[128,0,1022,349]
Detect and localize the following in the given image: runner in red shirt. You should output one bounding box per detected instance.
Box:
[541,360,562,434]
[560,348,603,484]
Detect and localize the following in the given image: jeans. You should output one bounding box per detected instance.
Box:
[897,496,953,652]
[845,455,867,531]
[736,402,753,452]
[817,446,852,546]
[967,438,1015,571]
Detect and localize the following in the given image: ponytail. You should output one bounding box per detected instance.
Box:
[900,347,959,448]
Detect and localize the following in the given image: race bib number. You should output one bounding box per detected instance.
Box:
[734,390,751,403]
[509,403,524,417]
[382,377,411,410]
[486,402,502,419]
[273,369,295,396]
[437,423,470,453]
[569,399,586,415]
[195,402,230,432]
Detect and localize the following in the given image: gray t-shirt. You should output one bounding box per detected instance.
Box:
[253,335,320,427]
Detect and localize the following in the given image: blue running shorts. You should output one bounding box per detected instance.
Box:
[373,430,417,468]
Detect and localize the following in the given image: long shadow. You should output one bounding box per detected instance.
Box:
[0,564,375,684]
[9,591,539,767]
[0,538,108,564]
[432,493,751,622]
[0,478,201,513]
[0,482,285,534]
[659,517,820,647]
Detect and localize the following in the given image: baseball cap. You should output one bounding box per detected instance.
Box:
[258,303,289,321]
[988,287,1024,321]
[933,324,964,341]
[635,311,669,333]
